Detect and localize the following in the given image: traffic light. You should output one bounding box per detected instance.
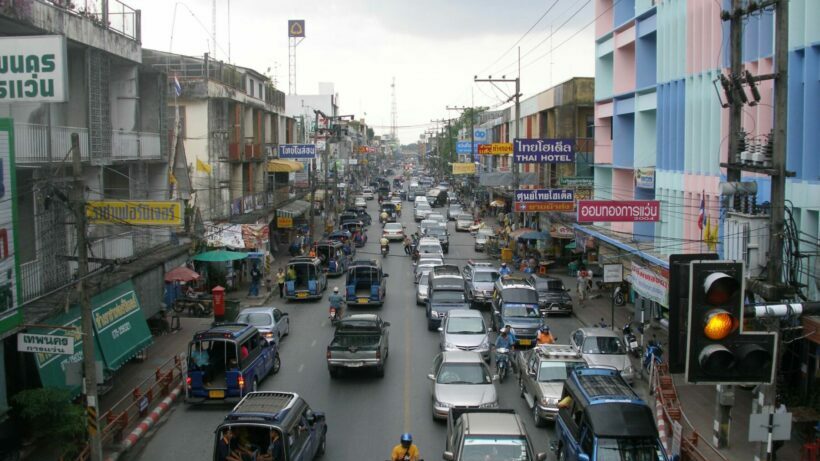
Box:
[685,261,777,384]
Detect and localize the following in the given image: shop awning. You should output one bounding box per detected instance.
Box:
[573,224,669,269]
[277,199,310,218]
[30,281,153,398]
[267,159,304,173]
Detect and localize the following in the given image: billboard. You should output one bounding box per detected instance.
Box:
[513,138,575,163]
[577,200,661,222]
[278,144,316,159]
[288,20,305,38]
[451,163,476,175]
[0,120,19,335]
[86,201,183,226]
[477,143,513,155]
[0,35,68,103]
[513,189,575,212]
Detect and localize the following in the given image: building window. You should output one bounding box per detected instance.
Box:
[249,79,255,97]
[258,83,263,100]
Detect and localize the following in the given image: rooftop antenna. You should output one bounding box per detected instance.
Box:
[390,77,397,141]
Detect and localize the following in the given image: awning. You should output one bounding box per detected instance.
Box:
[30,281,153,398]
[573,224,669,269]
[267,159,304,173]
[193,249,249,262]
[277,199,310,218]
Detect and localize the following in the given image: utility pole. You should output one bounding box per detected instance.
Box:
[726,0,743,191]
[72,133,101,461]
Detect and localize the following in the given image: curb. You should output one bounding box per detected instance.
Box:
[105,384,183,461]
[655,393,669,453]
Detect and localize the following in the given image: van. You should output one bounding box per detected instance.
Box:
[414,195,429,208]
[213,391,327,461]
[554,367,668,461]
[185,323,280,404]
[426,188,447,207]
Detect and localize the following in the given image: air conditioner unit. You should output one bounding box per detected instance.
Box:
[723,211,769,279]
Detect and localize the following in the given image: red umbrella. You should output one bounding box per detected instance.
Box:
[164,266,201,283]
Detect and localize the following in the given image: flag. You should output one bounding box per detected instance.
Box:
[169,172,177,185]
[173,76,182,97]
[707,216,719,251]
[196,158,212,174]
[703,214,710,242]
[697,192,705,230]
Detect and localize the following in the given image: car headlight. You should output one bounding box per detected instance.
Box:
[444,342,457,350]
[435,399,452,408]
[542,397,559,406]
[430,310,439,317]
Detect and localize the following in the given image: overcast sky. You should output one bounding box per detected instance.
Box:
[139,0,596,142]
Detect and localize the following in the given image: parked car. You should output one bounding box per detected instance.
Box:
[416,269,432,305]
[327,314,390,378]
[463,262,499,308]
[569,327,635,384]
[213,392,327,461]
[516,344,587,426]
[526,274,574,315]
[443,408,547,461]
[439,309,490,361]
[235,307,290,345]
[455,213,474,232]
[429,351,498,419]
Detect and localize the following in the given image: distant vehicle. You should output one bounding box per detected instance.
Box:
[569,327,634,384]
[327,314,390,378]
[354,196,367,207]
[455,213,474,232]
[235,307,290,345]
[443,408,547,461]
[314,240,348,277]
[414,203,433,222]
[213,391,327,461]
[424,227,449,253]
[439,309,490,362]
[474,227,495,251]
[382,222,405,241]
[426,212,447,224]
[362,187,374,200]
[426,188,447,207]
[429,351,497,419]
[463,262,499,308]
[416,270,432,305]
[417,237,444,260]
[414,258,443,284]
[447,204,463,220]
[527,274,573,315]
[344,260,389,307]
[427,271,469,331]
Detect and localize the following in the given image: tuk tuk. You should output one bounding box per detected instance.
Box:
[341,221,367,247]
[345,260,389,307]
[379,203,398,223]
[284,257,327,300]
[315,241,348,277]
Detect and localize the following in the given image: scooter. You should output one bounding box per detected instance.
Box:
[381,244,389,257]
[613,282,628,306]
[642,336,664,377]
[329,303,343,325]
[622,321,640,358]
[495,347,510,383]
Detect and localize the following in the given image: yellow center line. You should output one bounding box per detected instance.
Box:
[403,285,412,432]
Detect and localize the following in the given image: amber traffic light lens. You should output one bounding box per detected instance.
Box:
[703,310,737,340]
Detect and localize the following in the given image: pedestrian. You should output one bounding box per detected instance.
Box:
[265,272,272,294]
[248,264,262,297]
[577,265,591,306]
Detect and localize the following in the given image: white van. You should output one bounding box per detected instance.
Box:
[414,196,429,208]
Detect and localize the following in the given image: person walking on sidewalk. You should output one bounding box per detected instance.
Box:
[577,266,591,307]
[248,264,262,297]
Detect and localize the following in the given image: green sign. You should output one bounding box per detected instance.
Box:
[559,176,594,187]
[31,281,152,397]
[0,119,21,336]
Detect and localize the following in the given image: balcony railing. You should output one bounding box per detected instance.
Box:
[20,259,44,303]
[14,123,90,163]
[112,130,162,160]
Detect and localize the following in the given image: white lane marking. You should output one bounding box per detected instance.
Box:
[310,339,317,348]
[298,363,304,373]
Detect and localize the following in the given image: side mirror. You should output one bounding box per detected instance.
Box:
[281,312,289,316]
[443,452,455,461]
[383,321,391,327]
[536,453,547,461]
[427,373,435,381]
[578,455,590,461]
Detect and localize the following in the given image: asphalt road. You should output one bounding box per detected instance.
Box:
[129,197,585,461]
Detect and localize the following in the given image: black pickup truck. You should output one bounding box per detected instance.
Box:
[326,314,390,378]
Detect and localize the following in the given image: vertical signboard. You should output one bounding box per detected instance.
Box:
[0,119,20,335]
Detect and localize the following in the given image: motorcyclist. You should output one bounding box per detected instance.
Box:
[380,210,389,225]
[499,262,512,277]
[380,236,390,254]
[536,325,556,345]
[495,329,515,350]
[390,433,420,461]
[329,287,344,309]
[403,235,412,255]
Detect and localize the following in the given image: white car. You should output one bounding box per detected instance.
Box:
[417,238,444,260]
[354,197,367,208]
[362,187,375,200]
[455,213,474,232]
[426,213,446,225]
[382,222,405,241]
[416,270,432,305]
[569,327,635,384]
[414,204,433,221]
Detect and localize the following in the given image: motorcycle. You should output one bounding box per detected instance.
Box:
[613,282,628,306]
[495,347,510,383]
[329,303,343,325]
[381,243,389,257]
[622,320,640,358]
[642,336,664,377]
[172,293,213,317]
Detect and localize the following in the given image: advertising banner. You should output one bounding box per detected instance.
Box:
[577,200,660,222]
[0,120,20,336]
[477,143,513,155]
[451,163,476,175]
[0,35,68,103]
[87,200,183,226]
[278,144,316,159]
[513,138,575,163]
[18,333,74,355]
[277,217,293,229]
[635,167,655,189]
[630,262,668,307]
[559,176,594,187]
[473,128,488,142]
[456,141,479,154]
[514,189,575,212]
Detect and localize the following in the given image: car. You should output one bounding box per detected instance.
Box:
[463,263,499,308]
[447,204,464,220]
[515,344,587,426]
[426,271,469,330]
[491,277,543,345]
[414,257,444,283]
[424,226,449,253]
[443,408,547,461]
[429,351,498,419]
[327,314,390,378]
[526,274,573,315]
[362,187,374,200]
[474,227,495,251]
[235,307,291,345]
[414,203,433,221]
[416,270,432,305]
[418,219,443,235]
[455,213,473,232]
[416,237,444,260]
[439,309,491,361]
[414,196,429,208]
[354,196,367,208]
[569,327,635,384]
[426,213,446,224]
[382,222,405,241]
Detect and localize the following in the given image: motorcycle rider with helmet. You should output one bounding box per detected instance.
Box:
[328,287,345,321]
[390,433,420,461]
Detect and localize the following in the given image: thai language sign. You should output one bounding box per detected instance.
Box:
[18,333,74,355]
[635,167,655,189]
[86,200,183,226]
[456,141,479,154]
[630,262,668,307]
[278,144,316,159]
[559,176,594,187]
[513,138,575,163]
[0,35,68,103]
[0,120,20,336]
[451,163,476,175]
[514,189,576,212]
[477,143,513,155]
[576,200,660,222]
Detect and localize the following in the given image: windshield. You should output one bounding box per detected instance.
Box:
[502,288,539,304]
[537,361,584,382]
[446,317,485,334]
[235,312,272,327]
[596,437,665,461]
[474,271,499,283]
[417,204,431,211]
[436,363,491,385]
[426,228,446,237]
[432,291,465,303]
[583,336,627,355]
[502,305,540,318]
[419,244,441,254]
[461,437,530,461]
[457,214,473,221]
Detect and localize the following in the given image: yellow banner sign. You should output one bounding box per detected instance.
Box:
[478,143,513,155]
[86,201,183,226]
[451,163,476,175]
[277,216,294,228]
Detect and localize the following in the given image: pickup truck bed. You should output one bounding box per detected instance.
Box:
[327,331,387,378]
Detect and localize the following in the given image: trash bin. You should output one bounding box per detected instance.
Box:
[223,299,241,322]
[501,248,513,263]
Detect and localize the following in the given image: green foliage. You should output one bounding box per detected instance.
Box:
[11,388,86,456]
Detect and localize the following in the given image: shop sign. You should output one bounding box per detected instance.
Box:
[294,172,308,188]
[0,120,20,335]
[514,189,575,212]
[574,187,593,201]
[635,167,655,189]
[603,264,624,284]
[18,333,74,355]
[451,163,476,175]
[86,200,183,226]
[277,217,293,228]
[0,35,68,103]
[559,176,594,187]
[278,144,316,159]
[456,141,479,154]
[629,262,668,307]
[477,143,513,155]
[288,20,306,38]
[549,224,574,239]
[577,200,660,222]
[513,138,575,163]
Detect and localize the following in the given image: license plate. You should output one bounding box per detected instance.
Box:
[630,341,639,348]
[297,292,308,298]
[347,361,364,367]
[358,297,369,304]
[208,390,225,399]
[519,339,532,346]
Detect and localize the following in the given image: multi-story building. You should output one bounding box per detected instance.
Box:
[588,0,819,320]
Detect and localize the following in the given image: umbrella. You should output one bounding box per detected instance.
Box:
[489,199,506,207]
[164,266,201,283]
[517,230,548,241]
[192,249,248,262]
[565,242,577,250]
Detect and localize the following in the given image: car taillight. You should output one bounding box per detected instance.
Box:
[186,376,191,387]
[326,348,331,359]
[376,349,381,359]
[238,375,245,389]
